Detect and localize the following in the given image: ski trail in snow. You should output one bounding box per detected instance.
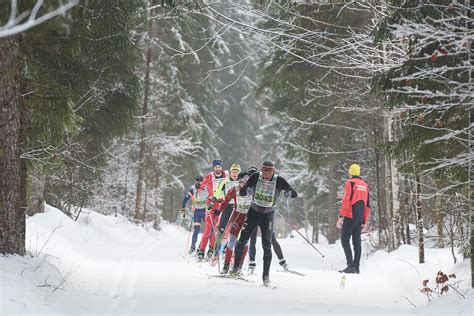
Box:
[10,206,469,315]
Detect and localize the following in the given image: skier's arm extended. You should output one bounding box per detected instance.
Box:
[217,188,236,213]
[181,187,194,209]
[276,176,297,198]
[213,178,229,201]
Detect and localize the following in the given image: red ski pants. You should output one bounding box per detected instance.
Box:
[224,211,248,266]
[199,212,219,252]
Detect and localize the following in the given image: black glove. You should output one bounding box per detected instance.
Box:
[206,203,214,211]
[179,208,186,219]
[284,188,297,198]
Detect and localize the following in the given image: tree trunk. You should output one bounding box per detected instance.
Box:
[434,177,444,248]
[373,118,389,246]
[390,113,402,249]
[467,0,473,287]
[27,165,45,216]
[0,35,25,255]
[384,112,395,251]
[470,98,473,288]
[134,20,153,220]
[415,172,425,264]
[313,208,319,244]
[327,159,338,244]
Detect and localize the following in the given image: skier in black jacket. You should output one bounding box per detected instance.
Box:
[229,161,297,285]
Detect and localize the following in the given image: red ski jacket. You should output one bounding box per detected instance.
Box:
[198,171,228,211]
[338,176,371,224]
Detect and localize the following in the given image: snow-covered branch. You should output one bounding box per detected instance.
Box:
[0,0,78,38]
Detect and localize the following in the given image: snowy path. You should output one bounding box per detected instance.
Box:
[2,205,471,315]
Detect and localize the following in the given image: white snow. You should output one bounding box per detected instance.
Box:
[1,204,471,315]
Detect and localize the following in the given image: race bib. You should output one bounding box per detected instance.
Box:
[253,173,277,208]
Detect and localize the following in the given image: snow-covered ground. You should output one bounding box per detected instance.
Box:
[1,205,471,315]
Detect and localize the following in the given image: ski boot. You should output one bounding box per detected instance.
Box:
[206,248,214,259]
[262,274,271,286]
[197,249,205,261]
[229,266,242,277]
[247,261,256,274]
[220,264,230,275]
[188,244,196,254]
[279,259,288,271]
[338,265,356,274]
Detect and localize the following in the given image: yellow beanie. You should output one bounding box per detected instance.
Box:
[230,163,241,173]
[349,164,360,177]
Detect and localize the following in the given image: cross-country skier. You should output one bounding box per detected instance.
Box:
[336,164,371,274]
[180,176,206,254]
[212,163,241,256]
[230,161,297,286]
[196,159,229,260]
[216,166,258,274]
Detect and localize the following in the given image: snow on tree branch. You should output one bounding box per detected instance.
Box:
[0,0,78,38]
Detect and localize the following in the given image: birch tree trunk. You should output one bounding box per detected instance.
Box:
[434,178,444,248]
[415,172,425,264]
[389,112,401,250]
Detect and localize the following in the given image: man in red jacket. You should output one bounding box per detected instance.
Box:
[336,164,371,274]
[196,159,229,260]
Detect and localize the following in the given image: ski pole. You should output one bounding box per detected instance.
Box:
[208,208,220,271]
[274,198,325,258]
[183,214,193,259]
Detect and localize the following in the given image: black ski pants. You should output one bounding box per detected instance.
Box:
[233,208,274,277]
[341,216,362,269]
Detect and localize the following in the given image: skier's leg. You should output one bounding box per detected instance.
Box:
[214,205,234,254]
[224,212,245,266]
[191,209,203,247]
[248,226,258,267]
[271,232,284,260]
[340,217,355,267]
[241,244,249,266]
[218,205,233,234]
[259,212,274,280]
[208,213,219,257]
[224,234,237,264]
[271,232,287,268]
[352,222,362,273]
[231,210,258,273]
[199,213,212,254]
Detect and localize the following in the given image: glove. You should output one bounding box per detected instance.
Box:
[283,190,291,198]
[180,208,186,219]
[213,210,220,216]
[206,203,214,211]
[336,217,344,229]
[211,196,217,203]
